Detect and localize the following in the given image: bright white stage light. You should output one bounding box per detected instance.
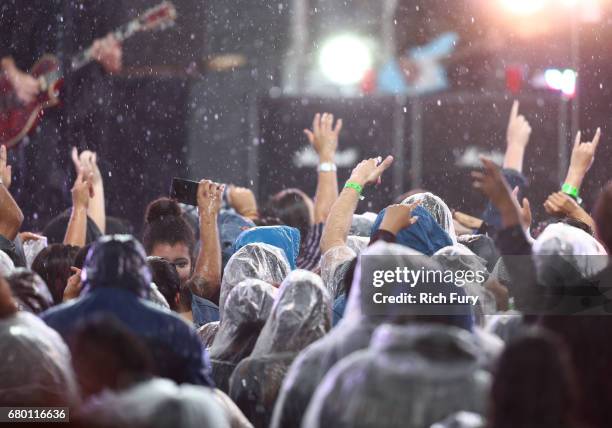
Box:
[544,68,576,97]
[500,0,548,15]
[319,34,373,85]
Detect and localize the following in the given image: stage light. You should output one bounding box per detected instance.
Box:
[499,0,547,15]
[318,34,373,86]
[544,68,577,97]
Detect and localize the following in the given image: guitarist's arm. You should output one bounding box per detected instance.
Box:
[1,57,40,104]
[0,146,23,241]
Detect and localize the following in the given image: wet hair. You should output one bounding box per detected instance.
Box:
[593,181,612,250]
[146,256,181,311]
[31,244,79,304]
[7,268,54,314]
[72,314,154,398]
[106,216,134,235]
[264,189,311,245]
[540,315,612,427]
[142,198,196,257]
[42,209,102,245]
[73,243,93,270]
[489,329,577,428]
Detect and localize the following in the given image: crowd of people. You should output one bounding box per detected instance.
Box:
[0,102,611,428]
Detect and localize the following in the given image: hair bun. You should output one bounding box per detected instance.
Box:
[145,198,183,224]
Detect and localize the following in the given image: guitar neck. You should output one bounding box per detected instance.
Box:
[69,20,137,71]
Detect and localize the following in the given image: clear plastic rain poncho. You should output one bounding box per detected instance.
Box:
[346,235,369,255]
[210,279,276,392]
[229,270,332,428]
[532,222,608,287]
[302,323,490,428]
[320,245,356,299]
[220,243,290,318]
[349,213,376,237]
[0,250,15,276]
[0,311,79,406]
[272,241,477,428]
[403,192,458,244]
[198,321,220,348]
[7,268,54,314]
[430,411,486,428]
[77,378,229,428]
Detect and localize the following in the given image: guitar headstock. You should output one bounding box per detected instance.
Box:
[138,1,177,32]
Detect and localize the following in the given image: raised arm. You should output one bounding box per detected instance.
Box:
[64,170,93,247]
[0,146,23,240]
[544,191,596,231]
[503,100,532,173]
[72,148,105,233]
[562,128,602,199]
[188,180,224,301]
[320,155,394,253]
[305,113,342,224]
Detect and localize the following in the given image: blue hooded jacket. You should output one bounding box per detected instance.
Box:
[371,206,453,255]
[233,226,301,270]
[42,235,214,387]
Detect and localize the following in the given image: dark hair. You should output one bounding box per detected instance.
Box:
[73,243,93,270]
[31,244,79,304]
[7,268,54,314]
[489,329,577,428]
[540,315,612,427]
[142,198,195,257]
[264,189,311,245]
[42,209,101,245]
[72,314,154,398]
[593,181,612,250]
[106,216,134,235]
[146,256,181,311]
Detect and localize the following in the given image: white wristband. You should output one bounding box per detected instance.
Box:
[318,162,337,173]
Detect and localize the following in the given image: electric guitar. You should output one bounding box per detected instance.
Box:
[0,1,177,148]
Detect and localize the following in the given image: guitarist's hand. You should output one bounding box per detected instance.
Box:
[92,34,122,74]
[1,57,39,104]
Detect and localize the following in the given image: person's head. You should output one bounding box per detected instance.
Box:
[31,244,79,304]
[72,314,154,398]
[233,225,301,270]
[265,189,314,244]
[146,256,183,312]
[83,235,151,298]
[42,209,102,245]
[593,181,612,252]
[143,198,196,282]
[489,329,577,428]
[7,268,54,314]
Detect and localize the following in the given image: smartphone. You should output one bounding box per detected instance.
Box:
[170,177,199,206]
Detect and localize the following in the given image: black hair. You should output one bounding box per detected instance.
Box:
[142,198,196,258]
[73,243,93,270]
[42,209,102,245]
[264,189,311,246]
[146,256,181,311]
[31,244,80,304]
[71,314,154,399]
[489,329,577,428]
[106,216,134,235]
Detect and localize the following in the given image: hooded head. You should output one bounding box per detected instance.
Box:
[251,270,332,356]
[218,211,255,268]
[532,223,607,287]
[220,243,290,316]
[210,279,276,362]
[402,192,457,243]
[7,268,54,314]
[82,235,152,299]
[233,226,301,270]
[371,206,453,255]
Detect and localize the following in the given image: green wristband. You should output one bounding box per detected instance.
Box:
[344,181,365,200]
[561,183,579,199]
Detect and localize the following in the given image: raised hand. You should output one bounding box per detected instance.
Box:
[71,169,94,210]
[228,185,258,220]
[565,128,602,189]
[511,186,532,230]
[0,145,12,189]
[197,179,225,221]
[304,112,343,162]
[380,202,419,235]
[71,147,102,186]
[348,155,394,187]
[63,267,82,302]
[506,100,532,149]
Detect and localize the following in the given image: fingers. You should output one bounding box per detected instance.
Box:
[509,100,519,121]
[574,131,581,149]
[376,155,394,174]
[511,186,519,201]
[0,145,6,170]
[312,113,321,135]
[479,156,499,173]
[303,129,314,144]
[522,197,531,216]
[592,127,602,148]
[71,146,80,167]
[333,118,343,134]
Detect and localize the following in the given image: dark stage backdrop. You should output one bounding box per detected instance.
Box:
[256,93,569,221]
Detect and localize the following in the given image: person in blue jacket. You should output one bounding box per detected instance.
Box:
[42,234,214,387]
